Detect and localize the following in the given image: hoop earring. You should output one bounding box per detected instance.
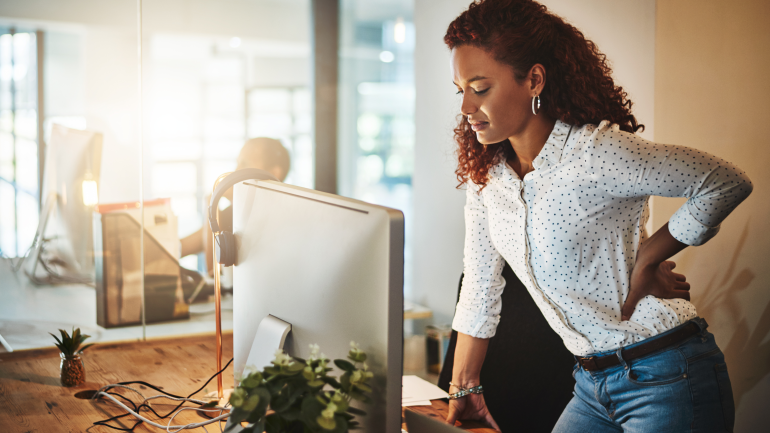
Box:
[532,95,541,115]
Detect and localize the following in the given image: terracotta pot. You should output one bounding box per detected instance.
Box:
[60,353,85,387]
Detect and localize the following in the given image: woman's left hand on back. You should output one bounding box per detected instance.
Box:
[622,260,691,321]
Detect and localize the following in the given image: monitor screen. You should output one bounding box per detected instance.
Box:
[232,180,404,433]
[25,124,102,283]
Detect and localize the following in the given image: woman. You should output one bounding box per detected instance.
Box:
[444,1,752,432]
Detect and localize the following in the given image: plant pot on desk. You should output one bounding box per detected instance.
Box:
[60,353,86,387]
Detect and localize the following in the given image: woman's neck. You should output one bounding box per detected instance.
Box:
[506,115,556,179]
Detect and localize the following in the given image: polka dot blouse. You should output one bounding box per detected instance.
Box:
[452,120,753,356]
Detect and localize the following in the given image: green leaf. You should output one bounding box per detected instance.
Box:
[302,369,315,382]
[49,332,63,347]
[348,352,366,363]
[253,386,272,413]
[353,383,372,393]
[316,415,336,431]
[340,373,351,392]
[321,377,341,388]
[282,368,302,376]
[229,389,246,408]
[245,405,266,424]
[307,380,324,388]
[348,390,371,403]
[304,394,325,413]
[242,394,260,411]
[270,395,291,413]
[78,343,94,354]
[331,414,349,433]
[265,414,282,433]
[265,413,291,433]
[280,407,302,422]
[334,360,356,372]
[346,406,367,416]
[288,362,306,372]
[242,375,260,389]
[225,408,250,431]
[246,420,265,433]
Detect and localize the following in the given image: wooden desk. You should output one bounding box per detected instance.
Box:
[0,333,493,432]
[404,402,498,433]
[0,332,236,432]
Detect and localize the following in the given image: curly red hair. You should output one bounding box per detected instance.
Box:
[446,0,644,189]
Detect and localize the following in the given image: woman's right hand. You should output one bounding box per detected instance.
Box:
[446,390,500,431]
[447,332,500,431]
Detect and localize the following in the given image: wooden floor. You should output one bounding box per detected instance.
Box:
[0,332,234,432]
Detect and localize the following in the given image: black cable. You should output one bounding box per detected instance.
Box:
[92,392,145,432]
[92,357,234,431]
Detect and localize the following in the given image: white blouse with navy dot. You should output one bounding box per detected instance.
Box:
[452,119,753,356]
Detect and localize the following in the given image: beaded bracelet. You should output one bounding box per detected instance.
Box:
[448,382,484,400]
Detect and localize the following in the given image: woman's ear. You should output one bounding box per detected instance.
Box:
[528,63,547,95]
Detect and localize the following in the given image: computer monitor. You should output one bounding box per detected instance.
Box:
[232,180,404,433]
[24,124,102,284]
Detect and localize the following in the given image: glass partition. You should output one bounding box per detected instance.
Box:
[0,0,145,349]
[338,0,415,297]
[139,0,313,338]
[0,0,315,350]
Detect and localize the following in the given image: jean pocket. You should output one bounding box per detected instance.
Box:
[626,348,688,387]
[714,363,735,432]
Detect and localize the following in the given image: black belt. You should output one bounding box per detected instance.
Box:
[576,322,700,372]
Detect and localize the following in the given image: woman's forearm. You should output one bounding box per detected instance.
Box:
[451,332,490,387]
[637,223,687,268]
[621,222,691,320]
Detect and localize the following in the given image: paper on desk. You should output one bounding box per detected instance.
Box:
[402,375,449,406]
[402,400,433,407]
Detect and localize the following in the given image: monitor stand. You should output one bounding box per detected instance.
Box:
[243,314,292,377]
[216,315,291,430]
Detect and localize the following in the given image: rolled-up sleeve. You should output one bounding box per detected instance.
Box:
[451,182,506,338]
[585,122,753,246]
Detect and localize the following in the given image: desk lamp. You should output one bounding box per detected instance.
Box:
[203,169,279,411]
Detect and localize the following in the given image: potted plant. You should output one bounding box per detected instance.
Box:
[50,327,93,387]
[226,342,373,433]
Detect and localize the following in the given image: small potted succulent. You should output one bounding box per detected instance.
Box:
[225,342,373,433]
[50,327,93,387]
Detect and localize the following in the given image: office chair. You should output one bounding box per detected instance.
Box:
[438,263,575,432]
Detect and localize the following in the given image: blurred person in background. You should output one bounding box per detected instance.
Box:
[181,137,290,274]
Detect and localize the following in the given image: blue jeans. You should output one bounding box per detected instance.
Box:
[552,318,735,433]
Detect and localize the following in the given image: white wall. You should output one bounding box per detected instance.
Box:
[412,0,656,324]
[412,0,470,325]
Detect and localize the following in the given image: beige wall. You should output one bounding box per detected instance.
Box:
[653,1,770,430]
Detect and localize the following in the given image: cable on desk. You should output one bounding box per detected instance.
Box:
[94,392,230,431]
[91,357,233,431]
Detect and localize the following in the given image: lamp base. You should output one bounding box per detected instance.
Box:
[197,388,233,419]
